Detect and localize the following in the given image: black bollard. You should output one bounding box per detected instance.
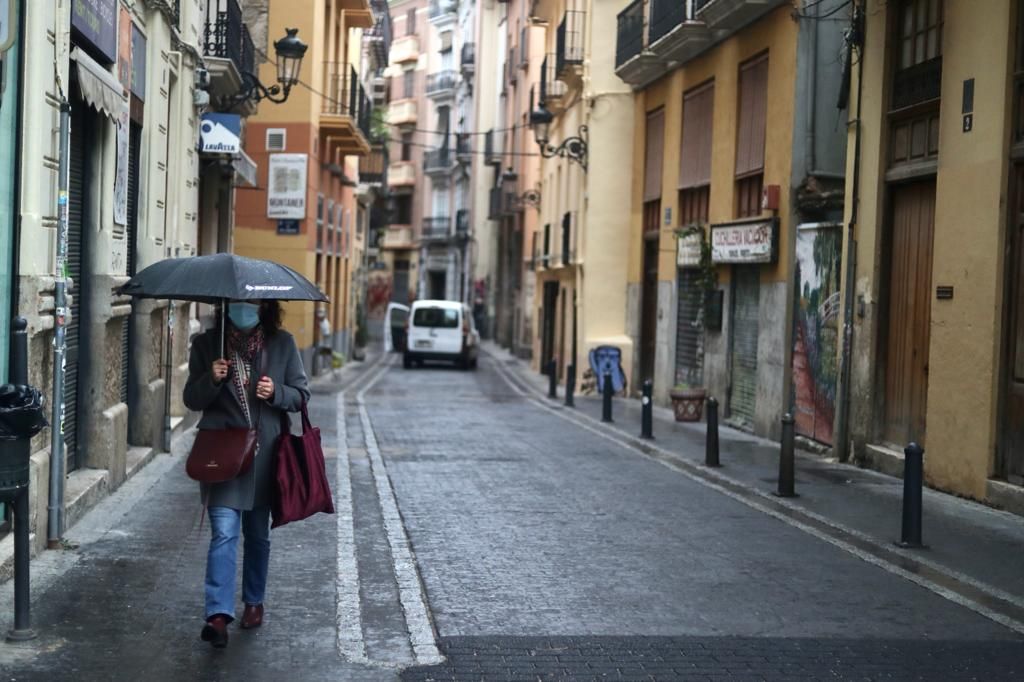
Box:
[705,397,720,467]
[601,371,613,423]
[5,318,35,641]
[640,380,653,439]
[776,413,797,498]
[898,442,926,548]
[565,363,576,407]
[548,359,558,399]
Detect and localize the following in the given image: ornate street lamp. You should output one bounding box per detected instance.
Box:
[519,185,541,210]
[529,103,588,172]
[232,28,308,106]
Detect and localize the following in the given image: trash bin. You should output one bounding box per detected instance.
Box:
[0,383,47,495]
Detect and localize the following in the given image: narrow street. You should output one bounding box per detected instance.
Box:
[0,350,1022,680]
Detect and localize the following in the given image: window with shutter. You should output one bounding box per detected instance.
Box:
[679,80,714,225]
[644,109,665,203]
[736,54,767,218]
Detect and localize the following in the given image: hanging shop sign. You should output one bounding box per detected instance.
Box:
[200,113,242,154]
[267,153,308,219]
[710,218,778,264]
[72,0,118,64]
[676,233,702,268]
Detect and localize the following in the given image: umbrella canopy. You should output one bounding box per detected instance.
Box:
[118,253,328,303]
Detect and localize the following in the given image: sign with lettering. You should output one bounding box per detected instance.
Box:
[677,233,702,268]
[72,0,118,64]
[200,113,241,154]
[710,219,777,264]
[267,153,308,219]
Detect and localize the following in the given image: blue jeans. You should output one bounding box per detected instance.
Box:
[205,506,271,621]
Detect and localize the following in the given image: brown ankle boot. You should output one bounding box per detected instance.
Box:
[240,603,264,629]
[200,614,229,648]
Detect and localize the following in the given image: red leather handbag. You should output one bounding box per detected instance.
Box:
[271,403,334,528]
[186,427,258,483]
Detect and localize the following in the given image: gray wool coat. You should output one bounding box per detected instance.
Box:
[183,328,311,511]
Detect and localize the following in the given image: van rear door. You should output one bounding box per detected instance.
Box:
[409,305,463,354]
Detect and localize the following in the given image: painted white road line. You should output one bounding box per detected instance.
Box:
[358,358,444,666]
[334,389,368,663]
[488,353,1024,637]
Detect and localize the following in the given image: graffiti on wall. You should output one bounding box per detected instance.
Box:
[791,224,842,445]
[366,273,392,320]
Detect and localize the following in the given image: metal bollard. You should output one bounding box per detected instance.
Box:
[6,318,35,641]
[898,442,926,548]
[601,371,613,423]
[565,363,576,407]
[547,359,558,399]
[640,380,653,439]
[776,413,797,497]
[705,397,720,467]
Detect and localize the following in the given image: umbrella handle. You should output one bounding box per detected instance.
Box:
[220,299,227,359]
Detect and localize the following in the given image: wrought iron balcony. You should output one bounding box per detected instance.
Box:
[365,4,393,71]
[616,0,645,69]
[540,54,567,109]
[422,216,452,241]
[456,134,472,163]
[456,209,470,239]
[461,43,476,75]
[650,0,687,44]
[426,70,458,99]
[203,0,256,110]
[694,0,788,33]
[322,62,373,150]
[488,186,502,220]
[556,10,585,77]
[423,147,455,174]
[484,129,503,166]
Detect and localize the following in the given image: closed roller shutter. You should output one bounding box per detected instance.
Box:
[65,105,88,472]
[729,267,760,425]
[675,268,702,386]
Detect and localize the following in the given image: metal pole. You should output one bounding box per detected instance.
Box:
[7,317,34,640]
[565,363,575,407]
[48,100,71,549]
[547,359,557,399]
[640,379,653,439]
[898,442,925,548]
[705,397,720,467]
[162,301,174,452]
[776,413,797,497]
[601,371,613,423]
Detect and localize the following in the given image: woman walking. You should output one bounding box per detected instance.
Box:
[183,299,310,648]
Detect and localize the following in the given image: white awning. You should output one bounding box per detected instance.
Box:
[71,47,127,122]
[233,150,258,188]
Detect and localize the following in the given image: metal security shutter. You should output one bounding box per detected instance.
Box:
[729,267,760,425]
[675,268,702,386]
[65,106,88,472]
[120,124,141,405]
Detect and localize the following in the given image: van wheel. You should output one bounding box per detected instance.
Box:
[403,354,413,369]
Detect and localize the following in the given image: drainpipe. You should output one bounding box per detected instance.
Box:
[48,97,70,548]
[8,0,25,347]
[834,3,865,464]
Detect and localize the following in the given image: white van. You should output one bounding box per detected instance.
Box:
[404,300,479,370]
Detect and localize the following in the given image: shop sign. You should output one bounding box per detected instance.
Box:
[677,233,702,268]
[72,0,118,64]
[277,220,300,235]
[710,219,777,264]
[267,153,308,219]
[200,113,241,154]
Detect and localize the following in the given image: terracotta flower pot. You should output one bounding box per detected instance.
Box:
[669,387,707,422]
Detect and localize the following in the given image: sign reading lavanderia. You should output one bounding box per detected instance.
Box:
[710,219,778,265]
[72,0,118,64]
[267,154,308,220]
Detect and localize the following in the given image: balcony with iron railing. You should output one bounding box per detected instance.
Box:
[615,0,712,87]
[484,129,504,166]
[203,0,257,113]
[456,209,470,239]
[461,43,476,76]
[421,216,452,242]
[423,147,455,175]
[429,0,457,24]
[540,54,569,113]
[426,70,458,100]
[322,62,372,155]
[456,133,472,163]
[365,6,394,71]
[556,10,585,80]
[361,145,388,185]
[694,0,788,33]
[488,186,502,220]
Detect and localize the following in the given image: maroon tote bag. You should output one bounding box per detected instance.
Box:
[271,403,335,528]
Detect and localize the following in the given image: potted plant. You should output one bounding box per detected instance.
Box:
[669,222,717,422]
[670,383,707,422]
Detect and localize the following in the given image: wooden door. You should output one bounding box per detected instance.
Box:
[541,281,558,371]
[883,180,936,446]
[1002,163,1024,484]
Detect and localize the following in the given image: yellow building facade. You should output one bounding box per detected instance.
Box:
[844,0,1024,511]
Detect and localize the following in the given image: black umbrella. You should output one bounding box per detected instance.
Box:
[118,253,328,355]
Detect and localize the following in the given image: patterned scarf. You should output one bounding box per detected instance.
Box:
[227,325,264,426]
